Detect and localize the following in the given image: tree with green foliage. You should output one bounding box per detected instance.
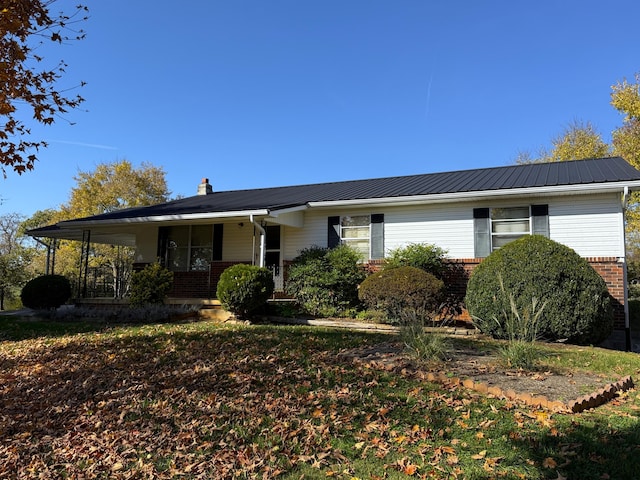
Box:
[28,160,171,297]
[1,1,88,175]
[515,120,611,164]
[0,212,32,309]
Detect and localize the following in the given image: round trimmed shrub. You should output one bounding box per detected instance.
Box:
[465,235,613,345]
[20,274,71,310]
[129,263,174,306]
[358,266,444,324]
[216,264,274,318]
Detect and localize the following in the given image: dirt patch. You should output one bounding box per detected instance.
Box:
[339,341,633,412]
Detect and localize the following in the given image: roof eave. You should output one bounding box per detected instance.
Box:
[57,209,271,228]
[307,181,640,208]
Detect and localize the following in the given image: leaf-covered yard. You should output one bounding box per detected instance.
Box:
[1,319,640,479]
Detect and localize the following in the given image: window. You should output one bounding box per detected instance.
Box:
[327,214,384,260]
[473,205,548,257]
[341,215,370,258]
[491,207,530,249]
[160,224,223,271]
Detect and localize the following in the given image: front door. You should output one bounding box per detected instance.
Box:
[265,225,283,291]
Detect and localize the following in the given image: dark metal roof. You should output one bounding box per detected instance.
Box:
[47,156,640,226]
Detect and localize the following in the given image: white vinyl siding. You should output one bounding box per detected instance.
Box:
[280,193,624,262]
[136,192,625,266]
[383,203,474,258]
[222,223,255,261]
[548,193,623,257]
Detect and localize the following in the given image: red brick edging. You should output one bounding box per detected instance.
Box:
[341,352,634,414]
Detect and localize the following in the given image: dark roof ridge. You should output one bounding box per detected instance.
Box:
[204,156,626,197]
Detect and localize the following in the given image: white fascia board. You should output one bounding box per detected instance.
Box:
[269,204,308,215]
[266,205,307,227]
[307,181,640,209]
[58,209,271,227]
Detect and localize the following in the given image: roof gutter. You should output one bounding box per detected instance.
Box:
[57,209,271,228]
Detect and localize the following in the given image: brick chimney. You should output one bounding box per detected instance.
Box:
[197,178,213,195]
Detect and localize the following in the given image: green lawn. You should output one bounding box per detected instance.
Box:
[1,317,640,479]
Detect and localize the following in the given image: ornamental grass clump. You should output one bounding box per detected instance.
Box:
[491,275,546,370]
[399,316,452,364]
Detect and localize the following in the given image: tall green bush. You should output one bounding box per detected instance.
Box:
[129,263,173,306]
[20,274,71,309]
[216,264,274,318]
[465,235,613,345]
[384,243,448,278]
[286,244,366,317]
[383,243,463,320]
[358,266,444,324]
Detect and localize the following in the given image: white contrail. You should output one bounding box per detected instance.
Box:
[425,72,434,121]
[49,140,118,150]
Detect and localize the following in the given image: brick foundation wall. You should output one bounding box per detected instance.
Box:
[138,255,627,330]
[586,257,626,330]
[137,261,248,299]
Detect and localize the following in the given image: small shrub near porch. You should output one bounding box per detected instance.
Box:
[20,274,72,310]
[216,264,274,319]
[129,263,174,306]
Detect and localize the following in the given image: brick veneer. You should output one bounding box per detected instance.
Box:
[167,262,247,299]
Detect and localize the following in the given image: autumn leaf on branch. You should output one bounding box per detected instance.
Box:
[0,0,88,176]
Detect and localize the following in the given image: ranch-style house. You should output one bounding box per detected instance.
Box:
[29,156,640,335]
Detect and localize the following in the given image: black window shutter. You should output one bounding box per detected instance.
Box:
[212,223,223,260]
[328,216,340,248]
[370,214,384,260]
[157,226,169,266]
[473,208,491,258]
[531,204,549,237]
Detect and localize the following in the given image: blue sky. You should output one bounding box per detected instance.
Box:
[2,0,639,218]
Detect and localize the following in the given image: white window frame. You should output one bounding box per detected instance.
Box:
[490,206,531,251]
[340,215,371,259]
[473,204,549,258]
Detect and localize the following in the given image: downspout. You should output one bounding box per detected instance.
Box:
[250,214,266,267]
[622,186,631,351]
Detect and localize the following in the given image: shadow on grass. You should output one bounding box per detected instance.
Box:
[0,315,112,341]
